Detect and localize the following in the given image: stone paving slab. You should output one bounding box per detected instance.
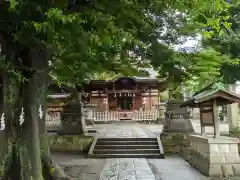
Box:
[95,124,157,138]
[99,158,156,180]
[148,156,208,180]
[91,121,230,138]
[53,153,240,180]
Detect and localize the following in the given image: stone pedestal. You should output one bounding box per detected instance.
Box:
[58,104,83,135]
[83,104,97,133]
[163,100,194,133]
[163,117,194,133]
[189,135,240,177]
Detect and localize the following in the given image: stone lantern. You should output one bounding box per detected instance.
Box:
[58,103,83,135]
[162,100,194,133]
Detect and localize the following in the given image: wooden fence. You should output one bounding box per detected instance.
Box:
[95,110,159,122]
[45,108,160,126]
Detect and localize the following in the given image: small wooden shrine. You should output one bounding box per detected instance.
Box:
[181,88,240,137]
[181,87,240,177]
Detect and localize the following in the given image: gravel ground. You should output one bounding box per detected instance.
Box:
[52,152,106,180]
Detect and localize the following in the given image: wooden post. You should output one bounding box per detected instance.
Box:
[201,126,206,135]
[200,106,206,135]
[157,89,160,119]
[213,98,220,138]
[132,91,135,111]
[149,89,151,110]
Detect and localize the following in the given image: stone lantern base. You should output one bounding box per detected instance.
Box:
[162,115,194,133]
[162,100,194,133]
[58,104,83,135]
[189,135,240,177]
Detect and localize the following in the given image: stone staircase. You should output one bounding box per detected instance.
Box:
[88,137,164,158]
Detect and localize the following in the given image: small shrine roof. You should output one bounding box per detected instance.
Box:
[181,88,240,107]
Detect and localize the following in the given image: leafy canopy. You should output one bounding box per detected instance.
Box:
[0,0,233,89]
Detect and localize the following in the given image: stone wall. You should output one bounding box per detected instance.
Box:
[160,133,192,161]
[228,131,240,149]
[188,135,240,177]
[49,135,94,153]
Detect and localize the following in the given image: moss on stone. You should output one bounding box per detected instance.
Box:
[160,132,193,160]
[48,135,94,153]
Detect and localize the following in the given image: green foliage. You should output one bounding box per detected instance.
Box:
[202,3,240,84]
[0,0,233,89]
[182,48,230,92]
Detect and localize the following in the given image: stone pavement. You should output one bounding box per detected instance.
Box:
[52,153,106,180]
[90,120,229,138]
[99,158,156,180]
[53,153,240,180]
[94,123,157,138]
[52,121,233,180]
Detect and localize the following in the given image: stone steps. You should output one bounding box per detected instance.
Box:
[96,141,158,145]
[94,149,160,154]
[91,153,163,158]
[88,137,164,158]
[94,144,159,149]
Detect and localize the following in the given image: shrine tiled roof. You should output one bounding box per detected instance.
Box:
[181,88,240,107]
[91,76,165,83]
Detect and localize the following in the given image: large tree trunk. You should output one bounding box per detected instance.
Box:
[0,36,71,179]
[0,34,24,180]
[20,47,71,180]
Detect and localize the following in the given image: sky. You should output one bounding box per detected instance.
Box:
[148,37,200,78]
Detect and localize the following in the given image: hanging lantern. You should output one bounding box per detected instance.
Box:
[133,93,135,97]
[114,93,116,97]
[142,97,147,105]
[103,98,108,104]
[120,92,122,96]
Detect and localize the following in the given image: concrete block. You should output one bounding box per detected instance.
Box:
[209,164,223,177]
[229,144,239,154]
[209,144,219,153]
[221,164,234,177]
[218,144,230,153]
[224,154,240,163]
[232,164,240,176]
[209,154,226,164]
[194,142,208,154]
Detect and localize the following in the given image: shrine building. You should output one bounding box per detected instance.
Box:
[83,76,166,121]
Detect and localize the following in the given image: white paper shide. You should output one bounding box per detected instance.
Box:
[0,113,5,131]
[19,107,24,126]
[38,104,43,119]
